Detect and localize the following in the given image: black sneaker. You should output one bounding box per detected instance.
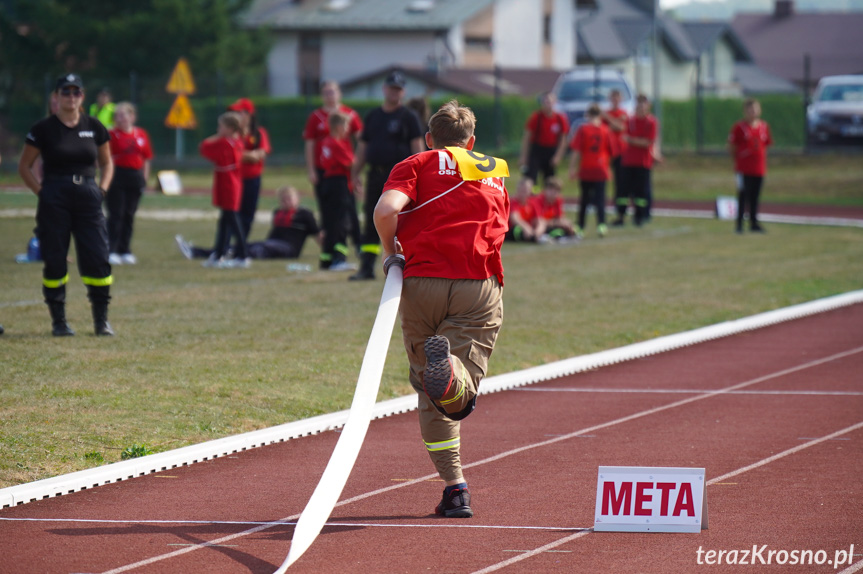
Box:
[423,335,454,400]
[435,486,473,518]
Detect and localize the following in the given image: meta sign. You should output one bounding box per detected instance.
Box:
[594,467,708,533]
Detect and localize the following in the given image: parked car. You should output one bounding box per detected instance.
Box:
[551,68,636,134]
[807,75,863,145]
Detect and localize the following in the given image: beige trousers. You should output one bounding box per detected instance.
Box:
[399,276,503,482]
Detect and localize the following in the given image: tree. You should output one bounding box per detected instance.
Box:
[0,0,271,105]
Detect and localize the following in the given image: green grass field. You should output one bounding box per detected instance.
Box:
[1,154,862,488]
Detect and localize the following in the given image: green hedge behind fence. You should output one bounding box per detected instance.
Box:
[2,94,805,163]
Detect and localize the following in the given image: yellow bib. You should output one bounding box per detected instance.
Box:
[445,147,509,181]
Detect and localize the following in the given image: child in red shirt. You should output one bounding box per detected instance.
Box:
[616,94,658,227]
[529,176,576,242]
[199,112,248,268]
[570,104,614,238]
[505,177,540,242]
[728,98,772,233]
[318,111,356,271]
[518,92,570,186]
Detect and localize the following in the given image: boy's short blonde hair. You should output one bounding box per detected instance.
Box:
[219,111,242,133]
[328,111,349,130]
[428,100,475,147]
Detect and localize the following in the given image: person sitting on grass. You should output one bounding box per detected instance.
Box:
[530,176,577,242]
[176,186,321,261]
[505,177,541,242]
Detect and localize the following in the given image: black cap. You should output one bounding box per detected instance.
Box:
[384,71,406,88]
[55,73,84,91]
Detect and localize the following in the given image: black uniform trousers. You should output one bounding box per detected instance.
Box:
[238,176,261,242]
[319,175,351,266]
[525,144,557,186]
[359,166,391,256]
[37,176,112,305]
[213,209,248,260]
[106,167,145,255]
[611,156,626,215]
[736,174,764,230]
[622,166,651,225]
[578,180,607,230]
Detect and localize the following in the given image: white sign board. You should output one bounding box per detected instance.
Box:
[157,170,183,195]
[716,195,738,220]
[594,466,708,533]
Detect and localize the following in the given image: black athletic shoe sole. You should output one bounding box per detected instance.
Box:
[423,335,453,400]
[436,504,473,518]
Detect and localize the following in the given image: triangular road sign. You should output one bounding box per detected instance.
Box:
[165,94,198,129]
[166,58,196,95]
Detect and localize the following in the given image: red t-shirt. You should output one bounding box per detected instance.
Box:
[526,111,570,148]
[109,127,153,170]
[529,194,563,221]
[240,126,272,179]
[302,105,363,168]
[199,136,243,211]
[621,115,658,169]
[729,120,772,176]
[320,135,354,181]
[509,196,537,224]
[570,122,613,181]
[385,149,509,285]
[603,108,628,158]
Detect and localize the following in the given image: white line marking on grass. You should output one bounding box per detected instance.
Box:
[93,347,863,573]
[517,388,863,396]
[471,419,863,574]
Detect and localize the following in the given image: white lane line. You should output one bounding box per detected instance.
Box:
[838,558,863,574]
[471,419,863,574]
[92,346,863,573]
[0,516,588,532]
[517,388,863,396]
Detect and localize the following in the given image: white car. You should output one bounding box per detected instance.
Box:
[807,75,863,145]
[551,68,636,133]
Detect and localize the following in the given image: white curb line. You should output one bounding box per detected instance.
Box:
[2,289,862,509]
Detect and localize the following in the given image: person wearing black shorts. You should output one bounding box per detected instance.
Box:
[349,71,424,280]
[18,74,115,336]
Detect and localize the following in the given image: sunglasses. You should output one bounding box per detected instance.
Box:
[60,88,83,97]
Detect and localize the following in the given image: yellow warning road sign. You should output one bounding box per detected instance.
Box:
[166,57,196,95]
[165,94,198,129]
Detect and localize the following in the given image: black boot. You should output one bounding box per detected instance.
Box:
[349,252,376,281]
[48,301,75,336]
[92,302,115,336]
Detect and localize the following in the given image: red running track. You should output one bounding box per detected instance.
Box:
[1,304,862,574]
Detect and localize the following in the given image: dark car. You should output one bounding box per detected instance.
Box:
[807,75,863,145]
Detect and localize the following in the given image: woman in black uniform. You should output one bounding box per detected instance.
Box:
[18,73,115,336]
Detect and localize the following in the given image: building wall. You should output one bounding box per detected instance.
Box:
[268,35,301,97]
[493,0,542,67]
[550,0,575,69]
[323,32,439,84]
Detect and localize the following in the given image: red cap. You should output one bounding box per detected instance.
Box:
[227,98,255,114]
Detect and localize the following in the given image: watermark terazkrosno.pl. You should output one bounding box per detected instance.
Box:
[696,544,856,568]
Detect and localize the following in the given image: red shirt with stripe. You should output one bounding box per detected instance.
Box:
[240,127,271,179]
[525,111,570,148]
[385,149,509,285]
[729,120,772,176]
[200,135,243,211]
[302,105,363,168]
[528,194,564,221]
[570,122,614,181]
[603,108,628,158]
[320,135,355,189]
[621,114,658,169]
[510,196,537,224]
[109,126,153,170]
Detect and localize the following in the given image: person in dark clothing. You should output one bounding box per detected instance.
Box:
[18,73,116,336]
[349,71,424,280]
[176,186,321,260]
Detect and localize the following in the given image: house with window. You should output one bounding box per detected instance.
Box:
[242,0,575,97]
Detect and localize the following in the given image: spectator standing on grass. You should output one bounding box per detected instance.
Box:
[176,186,321,260]
[89,88,115,129]
[18,73,115,336]
[318,112,357,271]
[530,176,577,241]
[505,177,541,242]
[518,92,570,187]
[601,89,628,219]
[374,100,509,518]
[569,104,614,238]
[303,81,363,251]
[350,71,424,281]
[199,112,249,268]
[106,102,153,266]
[227,98,271,242]
[614,94,657,227]
[729,98,772,234]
